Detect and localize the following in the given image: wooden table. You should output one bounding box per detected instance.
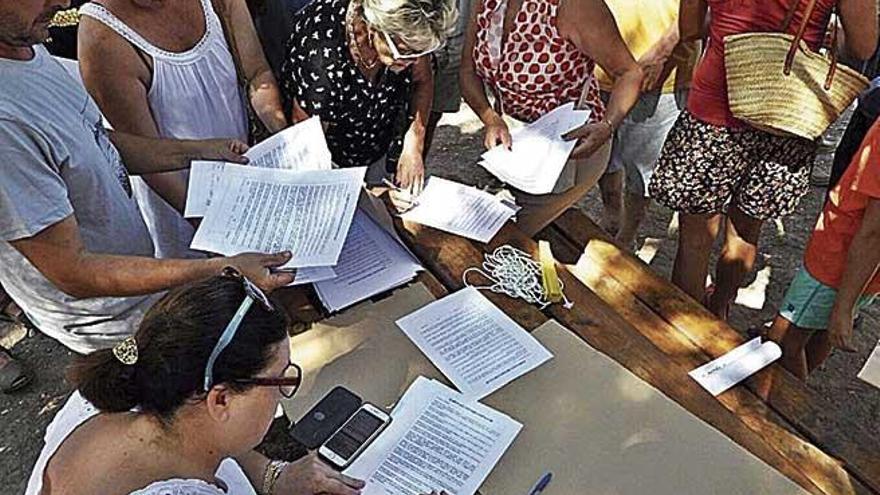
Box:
[380,207,880,495]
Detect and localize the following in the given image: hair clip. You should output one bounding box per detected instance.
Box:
[112,337,139,366]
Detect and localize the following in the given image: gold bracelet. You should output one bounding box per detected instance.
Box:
[600,118,615,134]
[260,460,289,495]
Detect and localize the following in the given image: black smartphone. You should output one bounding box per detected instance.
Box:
[290,386,362,449]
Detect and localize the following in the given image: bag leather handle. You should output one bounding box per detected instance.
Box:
[782,0,838,90]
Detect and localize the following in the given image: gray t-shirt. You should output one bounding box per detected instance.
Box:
[0,46,161,354]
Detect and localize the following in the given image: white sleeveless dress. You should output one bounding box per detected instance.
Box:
[25,392,256,494]
[80,0,249,259]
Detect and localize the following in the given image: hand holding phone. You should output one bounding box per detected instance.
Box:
[319,403,391,469]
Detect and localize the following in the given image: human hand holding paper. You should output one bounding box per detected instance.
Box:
[395,149,426,196]
[225,251,296,292]
[561,120,613,159]
[187,138,250,165]
[484,114,513,151]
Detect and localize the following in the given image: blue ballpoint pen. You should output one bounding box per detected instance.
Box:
[527,472,553,495]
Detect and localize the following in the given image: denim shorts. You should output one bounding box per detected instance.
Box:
[779,265,877,330]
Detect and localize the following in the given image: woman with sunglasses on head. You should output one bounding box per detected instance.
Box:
[281,0,457,197]
[25,273,364,495]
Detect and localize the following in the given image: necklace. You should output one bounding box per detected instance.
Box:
[345,1,379,71]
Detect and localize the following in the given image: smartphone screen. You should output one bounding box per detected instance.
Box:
[323,408,386,462]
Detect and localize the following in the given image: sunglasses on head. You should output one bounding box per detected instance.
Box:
[381,30,444,60]
[202,268,302,399]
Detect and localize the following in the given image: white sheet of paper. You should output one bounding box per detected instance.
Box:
[858,341,880,388]
[480,102,590,195]
[314,209,422,312]
[185,161,226,218]
[246,116,332,169]
[396,287,553,400]
[190,167,365,268]
[184,118,332,217]
[291,266,336,286]
[345,376,522,495]
[688,337,782,396]
[400,177,516,243]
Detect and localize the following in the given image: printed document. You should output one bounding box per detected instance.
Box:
[859,340,880,389]
[396,287,553,400]
[292,266,336,286]
[190,167,365,268]
[185,117,332,217]
[314,209,423,312]
[400,177,517,243]
[245,116,332,169]
[345,377,521,495]
[480,102,590,195]
[689,337,782,396]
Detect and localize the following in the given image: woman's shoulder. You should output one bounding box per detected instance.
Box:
[293,0,348,28]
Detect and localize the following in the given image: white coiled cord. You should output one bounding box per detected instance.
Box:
[463,245,573,309]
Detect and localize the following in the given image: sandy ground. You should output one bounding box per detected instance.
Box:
[1,106,878,492]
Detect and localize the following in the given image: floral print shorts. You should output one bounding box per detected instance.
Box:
[648,110,817,220]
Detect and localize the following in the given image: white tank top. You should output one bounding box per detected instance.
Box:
[80,0,249,259]
[25,392,256,495]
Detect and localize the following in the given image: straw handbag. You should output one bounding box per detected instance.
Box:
[724,0,868,140]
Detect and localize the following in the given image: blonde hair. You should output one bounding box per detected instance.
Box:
[362,0,458,52]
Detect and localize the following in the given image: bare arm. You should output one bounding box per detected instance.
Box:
[558,0,643,158]
[459,0,496,126]
[459,1,512,150]
[827,198,880,350]
[639,21,681,92]
[839,0,878,61]
[109,132,248,175]
[227,0,289,132]
[78,16,191,212]
[9,217,294,298]
[679,0,708,43]
[396,56,433,194]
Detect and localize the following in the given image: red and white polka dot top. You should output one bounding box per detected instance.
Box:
[473,0,605,124]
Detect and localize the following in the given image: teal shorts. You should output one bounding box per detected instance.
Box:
[779,266,877,330]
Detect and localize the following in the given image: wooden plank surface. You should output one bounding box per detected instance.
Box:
[549,209,879,493]
[391,218,860,494]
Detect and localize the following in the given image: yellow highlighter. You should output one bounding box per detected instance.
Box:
[538,240,563,304]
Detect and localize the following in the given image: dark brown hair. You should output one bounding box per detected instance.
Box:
[67,276,290,420]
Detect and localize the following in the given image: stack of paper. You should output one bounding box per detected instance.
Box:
[314,210,422,312]
[185,117,332,218]
[396,287,553,400]
[189,166,365,269]
[345,376,522,495]
[480,102,590,195]
[400,177,517,243]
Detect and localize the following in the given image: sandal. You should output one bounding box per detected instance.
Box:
[0,345,31,393]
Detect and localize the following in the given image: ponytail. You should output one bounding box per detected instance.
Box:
[67,348,139,413]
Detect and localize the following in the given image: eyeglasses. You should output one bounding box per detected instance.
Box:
[234,361,303,399]
[203,268,277,392]
[381,30,444,60]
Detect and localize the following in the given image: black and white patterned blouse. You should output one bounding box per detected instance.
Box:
[282,0,412,169]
